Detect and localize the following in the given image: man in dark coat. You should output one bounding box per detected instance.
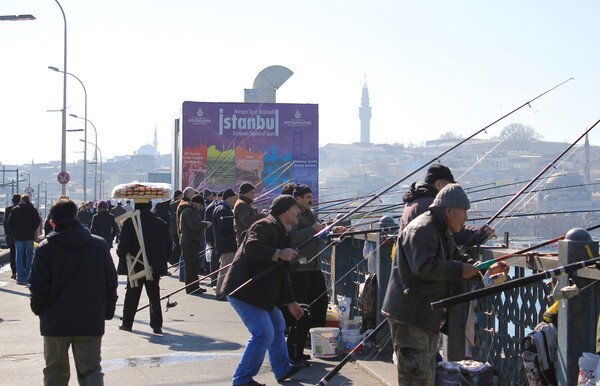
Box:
[117,201,171,334]
[3,193,21,279]
[178,194,212,294]
[7,194,40,284]
[90,200,118,249]
[168,190,183,265]
[222,195,306,386]
[29,198,118,385]
[212,188,238,299]
[233,182,266,247]
[382,184,481,384]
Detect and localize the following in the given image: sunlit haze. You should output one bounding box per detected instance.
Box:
[2,0,599,165]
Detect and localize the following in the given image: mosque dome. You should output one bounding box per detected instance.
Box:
[136,144,157,156]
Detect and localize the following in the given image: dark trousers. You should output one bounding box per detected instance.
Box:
[284,270,328,359]
[210,252,221,287]
[121,274,162,330]
[181,241,200,293]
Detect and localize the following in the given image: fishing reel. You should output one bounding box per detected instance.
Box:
[165,297,178,312]
[547,278,580,304]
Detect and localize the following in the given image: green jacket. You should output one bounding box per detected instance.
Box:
[289,208,323,272]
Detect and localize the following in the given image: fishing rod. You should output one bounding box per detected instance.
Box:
[466,172,579,195]
[136,263,233,312]
[470,181,600,205]
[476,223,600,270]
[463,118,600,246]
[467,208,600,223]
[432,255,600,310]
[315,319,389,386]
[228,78,573,296]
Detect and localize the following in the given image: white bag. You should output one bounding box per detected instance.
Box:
[205,246,213,263]
[577,352,600,386]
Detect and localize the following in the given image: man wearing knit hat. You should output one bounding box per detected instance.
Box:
[222,195,307,385]
[382,183,480,384]
[234,182,266,246]
[400,163,494,245]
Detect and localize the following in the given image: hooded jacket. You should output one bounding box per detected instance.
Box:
[222,215,295,311]
[382,207,473,333]
[29,219,118,336]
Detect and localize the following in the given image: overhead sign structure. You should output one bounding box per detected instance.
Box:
[181,101,319,202]
[57,170,70,185]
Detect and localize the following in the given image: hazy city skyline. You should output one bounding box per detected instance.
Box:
[2,1,600,166]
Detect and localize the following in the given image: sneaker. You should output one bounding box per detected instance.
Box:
[276,362,306,382]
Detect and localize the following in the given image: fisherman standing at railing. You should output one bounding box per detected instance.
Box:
[382,184,483,385]
[284,183,347,363]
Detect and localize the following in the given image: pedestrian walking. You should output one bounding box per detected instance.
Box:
[29,198,118,385]
[117,201,171,334]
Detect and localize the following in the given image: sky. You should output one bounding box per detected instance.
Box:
[1,0,600,166]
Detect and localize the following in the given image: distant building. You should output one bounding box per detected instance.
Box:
[359,80,372,144]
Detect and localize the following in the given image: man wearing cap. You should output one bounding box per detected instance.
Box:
[284,184,347,362]
[211,188,238,300]
[222,195,307,386]
[178,194,212,294]
[382,184,507,384]
[90,200,118,250]
[400,163,493,245]
[234,182,266,247]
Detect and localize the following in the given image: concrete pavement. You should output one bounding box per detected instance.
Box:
[0,249,396,385]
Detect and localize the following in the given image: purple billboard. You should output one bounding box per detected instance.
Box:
[181,101,319,203]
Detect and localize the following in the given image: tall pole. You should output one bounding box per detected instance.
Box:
[80,138,101,200]
[52,68,87,201]
[54,0,68,196]
[72,115,97,201]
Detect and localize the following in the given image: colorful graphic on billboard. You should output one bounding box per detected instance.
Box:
[181,102,319,202]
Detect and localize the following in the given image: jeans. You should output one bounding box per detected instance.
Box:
[228,296,292,385]
[16,239,34,283]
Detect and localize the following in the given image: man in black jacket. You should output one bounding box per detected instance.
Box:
[212,188,238,300]
[222,195,306,386]
[7,194,40,284]
[29,199,118,385]
[117,201,172,334]
[90,200,118,249]
[3,193,21,279]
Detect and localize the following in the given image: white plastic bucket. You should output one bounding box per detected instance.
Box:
[309,327,340,358]
[341,329,363,353]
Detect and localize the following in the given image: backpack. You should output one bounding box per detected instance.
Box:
[521,321,558,386]
[435,359,496,385]
[359,273,377,333]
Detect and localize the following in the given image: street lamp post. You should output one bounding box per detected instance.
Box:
[53,0,68,196]
[0,14,36,21]
[72,115,97,201]
[49,67,87,201]
[20,172,31,187]
[80,139,102,201]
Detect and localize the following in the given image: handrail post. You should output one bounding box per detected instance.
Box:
[556,228,598,385]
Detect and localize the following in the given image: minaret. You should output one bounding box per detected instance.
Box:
[153,127,159,155]
[359,77,372,144]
